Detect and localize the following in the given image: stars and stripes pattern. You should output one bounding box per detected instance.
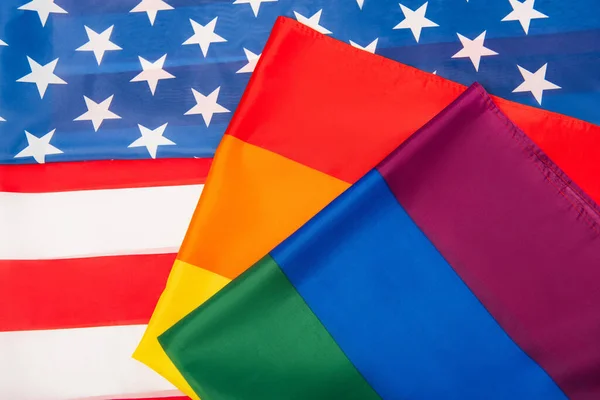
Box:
[1,0,599,399]
[0,0,598,164]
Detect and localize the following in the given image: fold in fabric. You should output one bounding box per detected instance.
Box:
[159,84,600,400]
[135,17,600,397]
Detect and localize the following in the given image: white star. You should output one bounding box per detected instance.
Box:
[184,87,230,127]
[128,123,175,159]
[0,39,7,46]
[130,0,173,26]
[183,17,227,57]
[233,0,277,17]
[0,115,5,122]
[130,54,174,95]
[74,95,121,131]
[501,0,547,34]
[236,49,261,74]
[17,57,67,98]
[14,129,63,164]
[451,31,498,71]
[512,63,560,105]
[294,10,332,35]
[357,0,364,9]
[350,38,378,54]
[432,70,437,74]
[18,0,67,27]
[393,2,438,43]
[76,26,122,65]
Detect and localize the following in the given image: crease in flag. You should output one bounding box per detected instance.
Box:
[134,17,600,399]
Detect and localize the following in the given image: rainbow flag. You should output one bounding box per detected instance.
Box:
[157,83,600,399]
[135,17,600,398]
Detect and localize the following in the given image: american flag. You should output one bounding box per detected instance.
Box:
[1,0,598,399]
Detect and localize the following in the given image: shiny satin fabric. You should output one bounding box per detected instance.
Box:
[159,84,599,399]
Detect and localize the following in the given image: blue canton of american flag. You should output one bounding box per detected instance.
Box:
[0,0,598,164]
